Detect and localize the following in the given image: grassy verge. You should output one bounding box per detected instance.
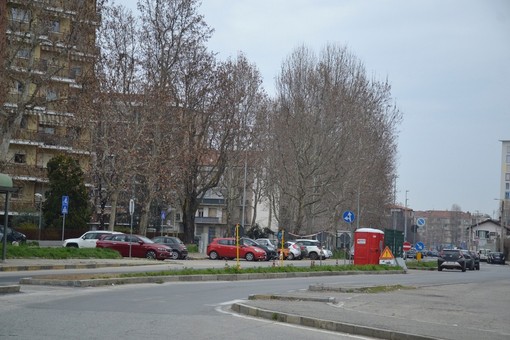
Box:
[0,244,122,259]
[405,260,437,270]
[110,263,402,279]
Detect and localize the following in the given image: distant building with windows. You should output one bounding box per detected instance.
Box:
[0,1,98,224]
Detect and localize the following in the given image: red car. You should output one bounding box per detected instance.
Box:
[207,237,266,261]
[96,234,172,260]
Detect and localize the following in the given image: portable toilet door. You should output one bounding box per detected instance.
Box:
[354,228,385,265]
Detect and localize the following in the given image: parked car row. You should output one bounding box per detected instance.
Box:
[437,249,480,272]
[205,237,333,261]
[63,231,188,261]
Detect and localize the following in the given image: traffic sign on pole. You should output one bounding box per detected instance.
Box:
[415,241,425,251]
[403,241,412,252]
[61,195,69,215]
[342,210,355,224]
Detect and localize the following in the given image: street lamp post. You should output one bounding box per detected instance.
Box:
[35,193,43,242]
[404,190,409,241]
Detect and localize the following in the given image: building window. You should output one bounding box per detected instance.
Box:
[476,230,489,239]
[39,124,55,134]
[175,213,181,221]
[507,155,510,164]
[46,89,58,101]
[70,66,82,79]
[14,153,26,164]
[506,192,510,200]
[506,183,510,190]
[506,173,510,181]
[11,8,30,22]
[51,20,60,33]
[197,209,204,217]
[17,49,30,59]
[20,116,28,129]
[11,182,23,199]
[15,81,24,93]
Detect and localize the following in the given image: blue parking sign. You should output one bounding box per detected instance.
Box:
[62,196,69,215]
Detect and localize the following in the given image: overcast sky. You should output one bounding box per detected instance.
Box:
[121,0,510,217]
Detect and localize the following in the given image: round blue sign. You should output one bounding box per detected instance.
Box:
[415,241,425,251]
[416,218,426,227]
[343,210,355,224]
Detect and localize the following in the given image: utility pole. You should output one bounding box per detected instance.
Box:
[501,200,505,253]
[404,190,409,241]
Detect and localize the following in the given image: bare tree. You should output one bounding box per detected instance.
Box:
[0,1,101,166]
[267,44,401,235]
[85,3,145,231]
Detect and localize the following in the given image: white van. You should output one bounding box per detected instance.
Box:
[478,249,491,262]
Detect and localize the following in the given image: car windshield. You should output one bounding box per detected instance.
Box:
[242,238,257,246]
[138,236,154,243]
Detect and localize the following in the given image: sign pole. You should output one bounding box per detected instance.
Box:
[61,196,69,241]
[129,198,134,258]
[61,214,66,242]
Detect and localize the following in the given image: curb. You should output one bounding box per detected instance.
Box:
[0,262,157,272]
[0,285,21,295]
[18,270,405,287]
[230,302,437,340]
[248,294,336,303]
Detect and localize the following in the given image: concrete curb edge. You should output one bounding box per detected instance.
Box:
[231,302,437,340]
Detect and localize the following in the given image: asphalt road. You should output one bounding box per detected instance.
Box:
[1,259,509,339]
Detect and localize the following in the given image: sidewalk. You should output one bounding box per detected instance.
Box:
[232,281,510,340]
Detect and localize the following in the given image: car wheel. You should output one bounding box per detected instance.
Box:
[146,250,157,260]
[287,253,295,260]
[309,252,318,260]
[209,251,219,260]
[245,252,255,261]
[171,251,179,260]
[438,266,443,271]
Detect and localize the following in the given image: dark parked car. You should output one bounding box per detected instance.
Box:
[240,237,278,260]
[487,251,506,264]
[0,225,27,244]
[438,249,468,272]
[406,249,417,259]
[152,236,188,260]
[96,234,172,260]
[467,250,480,270]
[460,249,476,270]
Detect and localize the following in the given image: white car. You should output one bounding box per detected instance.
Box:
[255,238,277,250]
[63,231,123,248]
[295,239,328,260]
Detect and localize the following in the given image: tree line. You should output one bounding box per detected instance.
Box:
[0,0,401,243]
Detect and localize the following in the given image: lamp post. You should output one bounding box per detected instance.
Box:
[34,193,43,242]
[404,190,409,241]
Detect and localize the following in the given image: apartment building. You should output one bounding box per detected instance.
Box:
[414,210,473,249]
[0,1,98,220]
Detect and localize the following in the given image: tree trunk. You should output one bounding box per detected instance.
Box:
[108,189,120,231]
[182,196,198,244]
[139,199,152,236]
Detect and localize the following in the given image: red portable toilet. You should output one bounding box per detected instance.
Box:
[353,228,385,265]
